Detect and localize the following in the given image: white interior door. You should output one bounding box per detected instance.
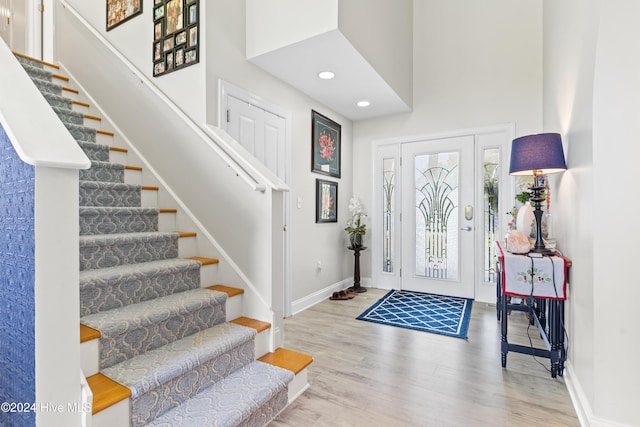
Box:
[0,0,13,48]
[226,94,286,179]
[221,85,293,315]
[401,135,475,298]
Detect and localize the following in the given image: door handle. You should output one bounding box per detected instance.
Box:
[460,226,472,231]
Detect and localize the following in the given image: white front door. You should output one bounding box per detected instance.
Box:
[401,135,476,298]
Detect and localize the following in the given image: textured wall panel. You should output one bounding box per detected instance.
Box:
[0,123,36,426]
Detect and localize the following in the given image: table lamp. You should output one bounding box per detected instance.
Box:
[509,133,567,254]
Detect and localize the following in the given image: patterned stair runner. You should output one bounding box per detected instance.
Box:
[16,53,293,426]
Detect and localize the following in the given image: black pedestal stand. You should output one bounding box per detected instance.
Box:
[347,246,367,293]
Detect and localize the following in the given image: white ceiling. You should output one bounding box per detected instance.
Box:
[248,30,411,122]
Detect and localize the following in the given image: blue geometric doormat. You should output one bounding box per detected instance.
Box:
[356,289,473,339]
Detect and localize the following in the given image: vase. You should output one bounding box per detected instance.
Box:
[516,203,535,239]
[350,234,363,248]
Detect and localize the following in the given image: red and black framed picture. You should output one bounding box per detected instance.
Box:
[311,110,341,178]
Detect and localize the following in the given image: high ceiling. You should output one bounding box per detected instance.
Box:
[249,31,411,122]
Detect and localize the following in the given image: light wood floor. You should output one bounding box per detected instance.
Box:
[272,288,579,427]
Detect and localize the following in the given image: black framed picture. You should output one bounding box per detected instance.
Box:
[153,0,199,77]
[316,179,338,223]
[107,0,143,31]
[311,110,341,178]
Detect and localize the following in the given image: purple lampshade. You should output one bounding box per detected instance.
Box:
[509,133,567,175]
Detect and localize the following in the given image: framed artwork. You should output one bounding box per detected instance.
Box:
[311,110,341,178]
[316,179,338,223]
[153,0,199,77]
[107,0,143,31]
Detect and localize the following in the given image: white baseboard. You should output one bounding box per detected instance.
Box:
[290,277,372,315]
[564,362,633,427]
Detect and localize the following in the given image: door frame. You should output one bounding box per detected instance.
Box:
[371,124,514,303]
[218,79,293,316]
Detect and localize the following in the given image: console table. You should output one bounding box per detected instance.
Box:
[495,242,571,377]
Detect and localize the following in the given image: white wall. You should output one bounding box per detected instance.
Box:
[246,0,338,59]
[338,0,413,107]
[592,5,640,422]
[353,0,543,278]
[56,0,355,306]
[61,0,206,124]
[545,1,640,425]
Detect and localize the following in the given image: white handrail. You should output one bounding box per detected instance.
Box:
[58,0,287,194]
[0,38,90,170]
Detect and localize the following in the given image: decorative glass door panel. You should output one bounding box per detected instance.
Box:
[401,136,475,299]
[414,152,460,280]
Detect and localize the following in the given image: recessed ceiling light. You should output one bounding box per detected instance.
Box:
[318,71,335,80]
[357,100,371,108]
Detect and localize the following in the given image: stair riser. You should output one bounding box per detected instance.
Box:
[130,340,255,427]
[80,208,157,235]
[79,234,178,270]
[80,164,125,184]
[98,303,227,369]
[65,123,97,143]
[80,262,200,317]
[78,142,110,162]
[15,55,42,69]
[80,184,141,208]
[241,389,289,427]
[81,293,243,377]
[43,92,73,110]
[22,64,53,82]
[53,106,84,126]
[32,78,62,97]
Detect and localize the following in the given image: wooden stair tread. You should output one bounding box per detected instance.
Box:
[190,257,220,266]
[125,165,142,171]
[52,73,69,82]
[13,51,59,69]
[159,208,177,213]
[207,284,242,296]
[230,316,270,333]
[73,100,90,108]
[142,185,159,191]
[97,129,115,136]
[109,146,127,153]
[84,114,102,122]
[258,348,313,375]
[86,373,131,415]
[62,86,79,95]
[80,324,101,343]
[178,231,197,238]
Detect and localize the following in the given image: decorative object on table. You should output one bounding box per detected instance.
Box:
[356,289,473,339]
[344,195,367,248]
[505,230,531,254]
[515,190,536,238]
[153,0,199,77]
[509,133,567,254]
[315,179,338,223]
[107,0,143,31]
[311,110,341,178]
